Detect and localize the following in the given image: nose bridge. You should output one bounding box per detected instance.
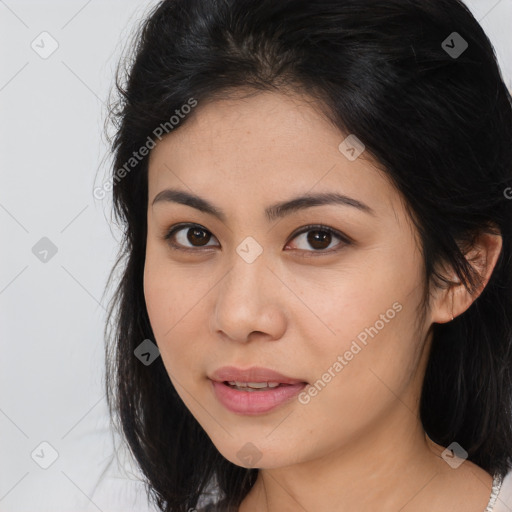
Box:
[223,231,269,301]
[212,245,285,341]
[219,247,269,316]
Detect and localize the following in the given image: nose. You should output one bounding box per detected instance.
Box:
[211,254,287,343]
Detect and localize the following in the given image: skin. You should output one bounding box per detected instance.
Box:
[143,89,503,512]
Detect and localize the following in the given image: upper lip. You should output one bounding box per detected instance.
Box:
[210,366,307,385]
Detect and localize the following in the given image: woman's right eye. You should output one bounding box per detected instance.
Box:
[163,224,220,251]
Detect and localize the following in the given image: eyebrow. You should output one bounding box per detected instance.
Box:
[151,188,376,222]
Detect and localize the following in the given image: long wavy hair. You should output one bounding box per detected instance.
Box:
[102,1,512,510]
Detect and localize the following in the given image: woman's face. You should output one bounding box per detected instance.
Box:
[144,89,439,469]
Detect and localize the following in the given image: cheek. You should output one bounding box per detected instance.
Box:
[143,251,187,358]
[303,291,407,391]
[143,250,208,378]
[301,250,423,394]
[143,256,171,339]
[291,299,420,456]
[297,266,402,349]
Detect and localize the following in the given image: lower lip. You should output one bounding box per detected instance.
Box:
[210,380,307,415]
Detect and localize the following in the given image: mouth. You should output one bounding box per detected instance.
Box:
[209,366,308,415]
[223,381,290,391]
[209,365,307,385]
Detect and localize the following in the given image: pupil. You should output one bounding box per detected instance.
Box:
[308,230,331,250]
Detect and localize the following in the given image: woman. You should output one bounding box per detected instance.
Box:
[103,0,512,510]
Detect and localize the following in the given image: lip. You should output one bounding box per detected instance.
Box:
[210,366,307,385]
[209,366,308,415]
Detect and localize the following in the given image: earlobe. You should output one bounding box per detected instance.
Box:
[434,282,460,325]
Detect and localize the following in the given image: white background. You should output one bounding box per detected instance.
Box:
[1,1,511,511]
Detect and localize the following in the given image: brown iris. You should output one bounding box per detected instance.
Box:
[307,229,332,250]
[187,227,211,246]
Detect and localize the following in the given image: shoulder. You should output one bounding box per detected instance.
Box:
[493,469,512,512]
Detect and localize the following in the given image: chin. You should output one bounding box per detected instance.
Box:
[209,436,303,470]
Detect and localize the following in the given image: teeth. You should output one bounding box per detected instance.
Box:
[227,381,281,389]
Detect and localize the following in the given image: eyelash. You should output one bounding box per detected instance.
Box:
[162,223,352,257]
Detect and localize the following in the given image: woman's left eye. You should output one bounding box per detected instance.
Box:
[285,225,351,255]
[162,223,351,255]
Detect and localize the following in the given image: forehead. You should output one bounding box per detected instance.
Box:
[147,90,398,219]
[150,89,340,162]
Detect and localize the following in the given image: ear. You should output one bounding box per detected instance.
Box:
[430,229,503,324]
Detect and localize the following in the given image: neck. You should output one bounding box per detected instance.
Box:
[237,405,491,512]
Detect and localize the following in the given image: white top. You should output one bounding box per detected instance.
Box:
[486,470,512,512]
